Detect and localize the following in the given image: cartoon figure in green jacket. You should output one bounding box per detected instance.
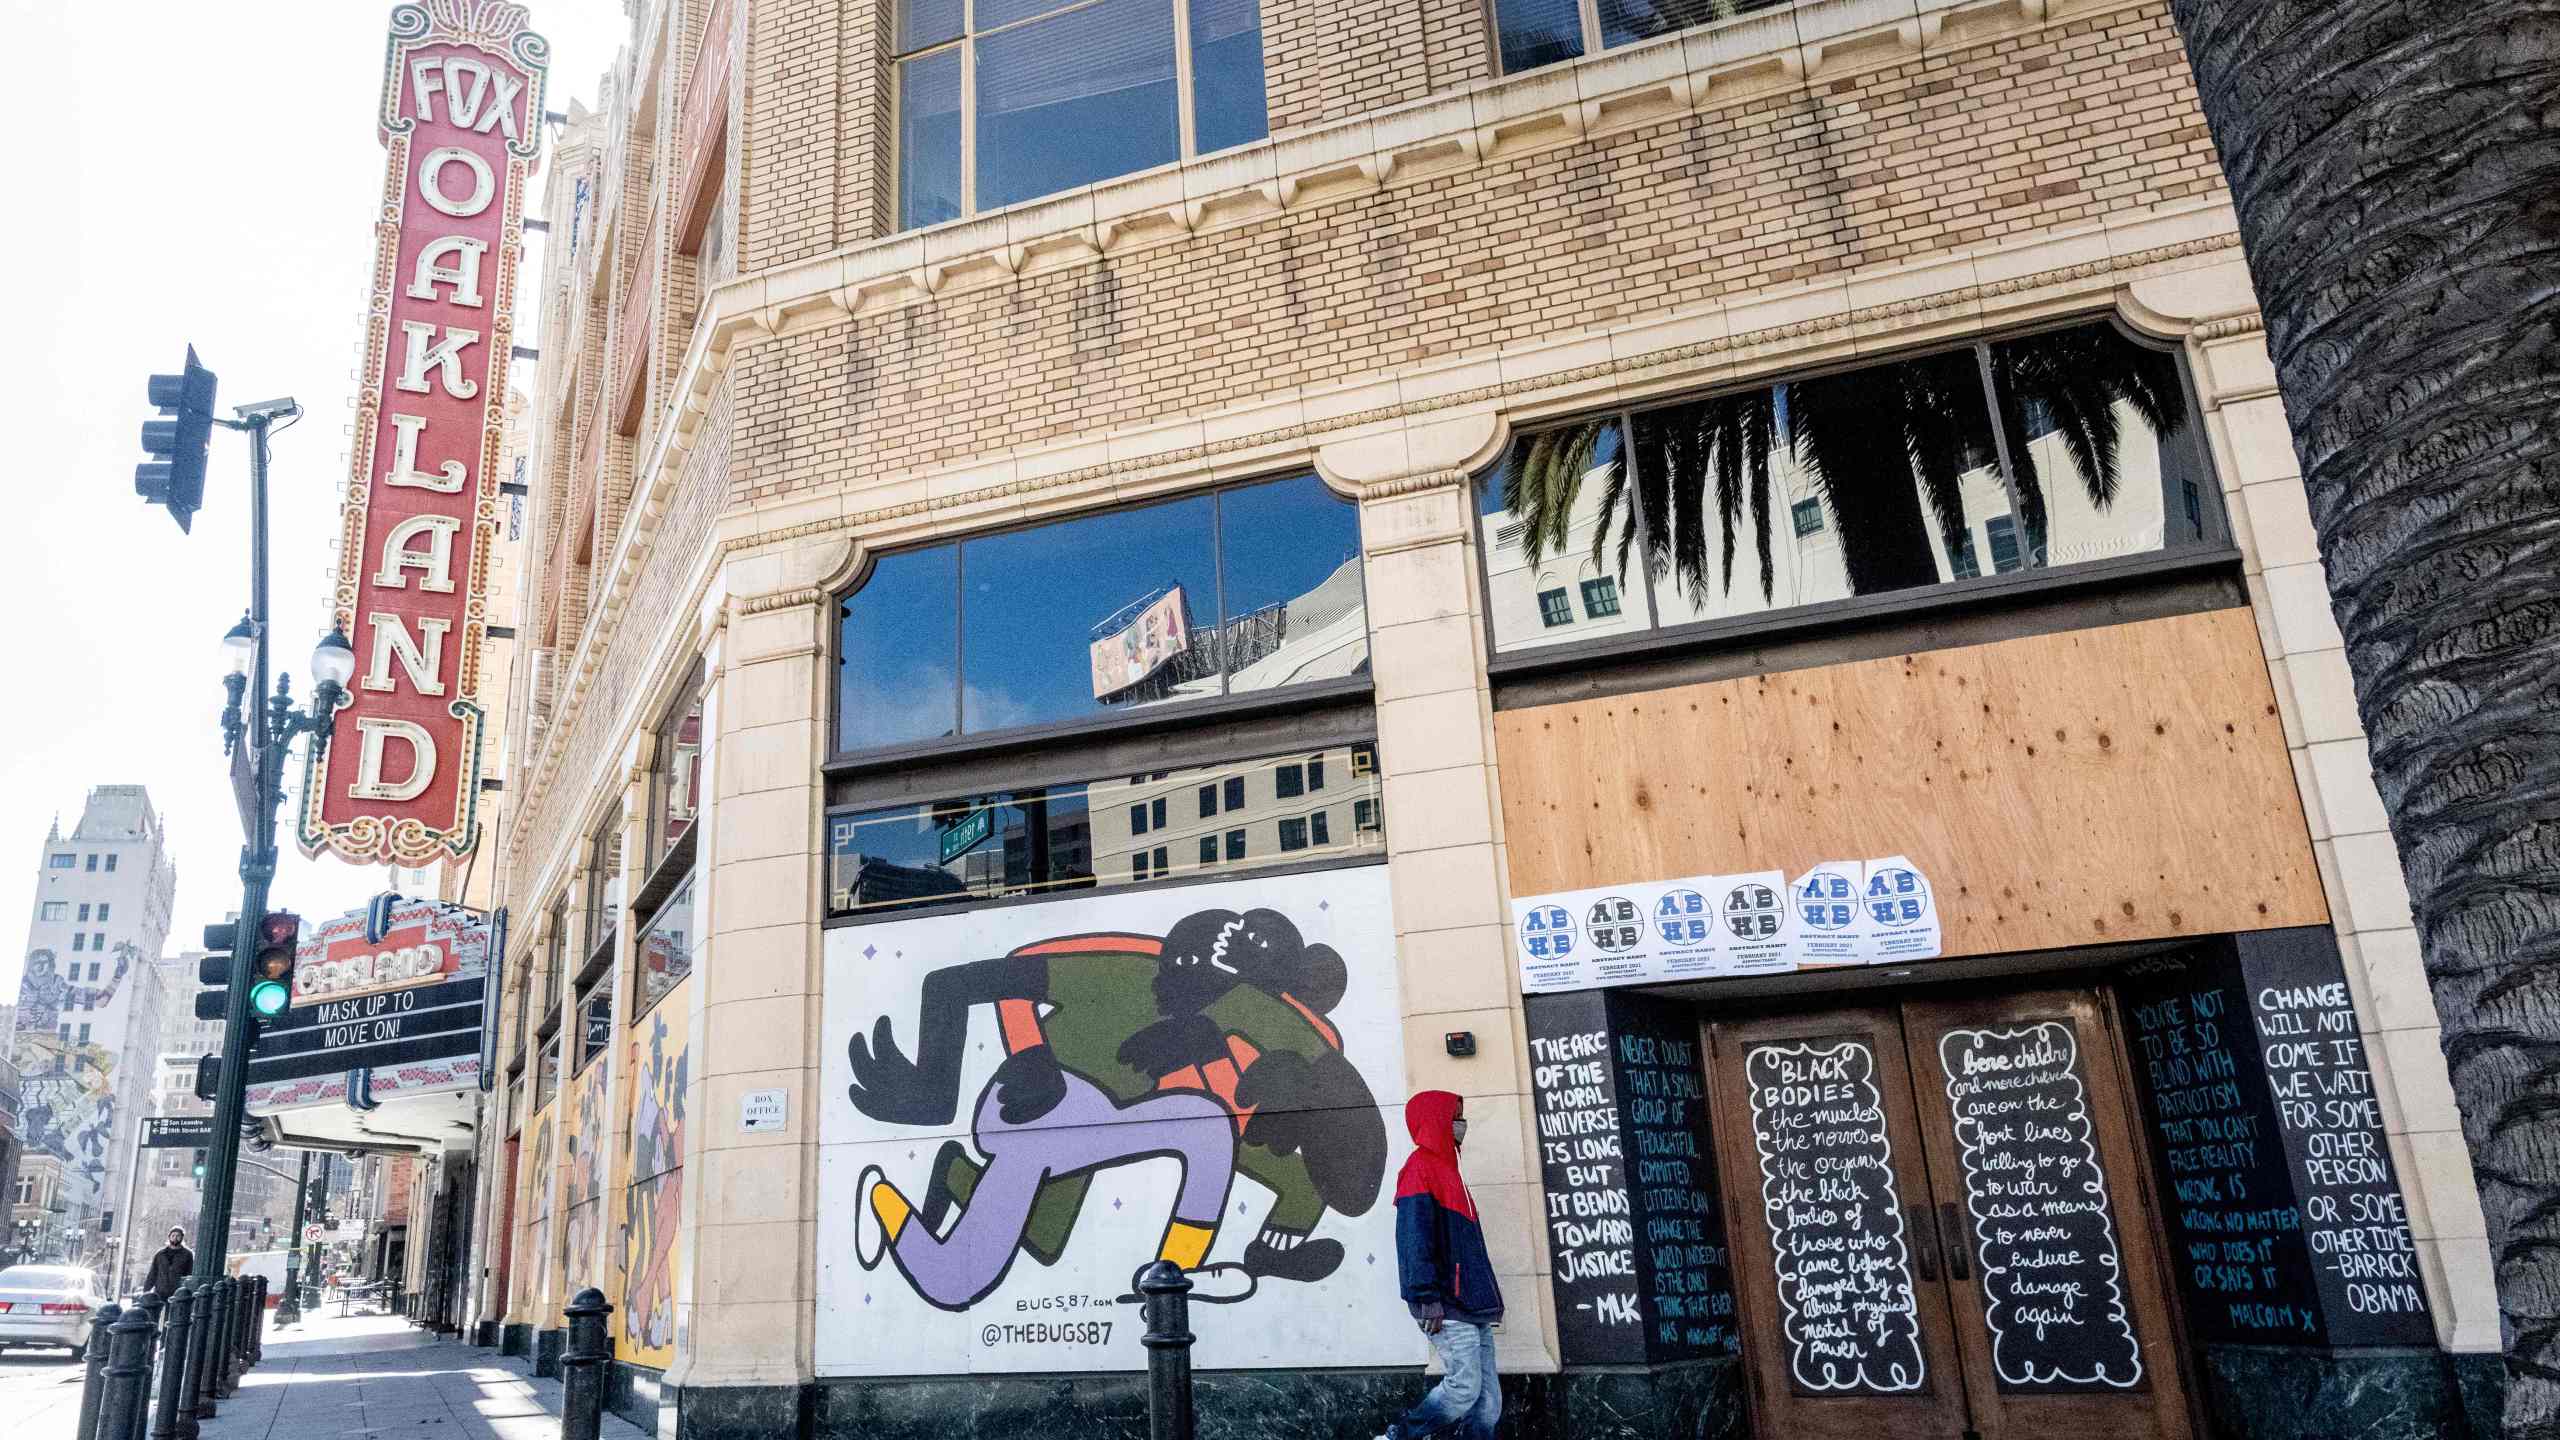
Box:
[846,907,1386,1311]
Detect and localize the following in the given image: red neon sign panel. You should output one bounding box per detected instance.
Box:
[302,2,546,866]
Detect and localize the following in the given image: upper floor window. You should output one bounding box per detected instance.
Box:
[1477,318,2219,654]
[836,472,1366,757]
[84,854,98,872]
[827,742,1381,919]
[40,902,65,921]
[586,821,625,958]
[1493,0,1793,74]
[47,853,73,869]
[95,904,109,921]
[894,0,1269,231]
[648,663,707,875]
[105,855,116,872]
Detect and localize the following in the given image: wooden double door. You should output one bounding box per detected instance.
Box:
[1705,985,2193,1440]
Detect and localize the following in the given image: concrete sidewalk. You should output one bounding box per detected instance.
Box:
[198,1309,644,1440]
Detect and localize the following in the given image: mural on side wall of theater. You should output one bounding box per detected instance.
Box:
[524,1106,556,1314]
[563,1060,610,1295]
[13,945,138,1199]
[815,868,1417,1376]
[619,980,691,1368]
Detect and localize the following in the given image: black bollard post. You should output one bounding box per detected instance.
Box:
[246,1277,265,1365]
[184,1278,218,1425]
[155,1278,196,1440]
[1135,1261,1197,1440]
[96,1304,156,1440]
[230,1276,252,1393]
[76,1301,122,1440]
[196,1279,230,1413]
[558,1287,613,1440]
[225,1279,250,1394]
[126,1292,166,1440]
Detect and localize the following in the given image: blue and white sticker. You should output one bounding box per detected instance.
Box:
[1863,855,1941,961]
[1793,860,1873,966]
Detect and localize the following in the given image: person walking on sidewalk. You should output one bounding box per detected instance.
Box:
[1378,1090,1503,1440]
[144,1227,194,1300]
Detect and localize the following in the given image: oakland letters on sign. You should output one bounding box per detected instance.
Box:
[301,0,547,866]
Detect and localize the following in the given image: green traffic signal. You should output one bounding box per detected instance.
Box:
[250,979,291,1018]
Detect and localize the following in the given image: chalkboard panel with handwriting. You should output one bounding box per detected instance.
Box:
[2239,929,2435,1346]
[1937,1021,2146,1391]
[1743,1036,1929,1394]
[1526,991,1737,1366]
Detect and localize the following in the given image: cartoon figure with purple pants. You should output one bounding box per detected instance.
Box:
[847,908,1387,1311]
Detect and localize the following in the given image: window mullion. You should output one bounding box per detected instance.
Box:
[959,30,977,219]
[1172,0,1198,159]
[1616,409,1663,630]
[1580,0,1604,54]
[1971,341,2038,570]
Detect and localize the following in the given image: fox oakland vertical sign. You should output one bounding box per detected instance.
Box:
[303,2,546,866]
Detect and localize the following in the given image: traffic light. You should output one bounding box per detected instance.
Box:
[191,1150,207,1181]
[193,1055,220,1102]
[195,921,238,1022]
[249,912,301,1019]
[137,346,218,532]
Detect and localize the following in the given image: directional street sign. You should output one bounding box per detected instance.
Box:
[141,1115,220,1149]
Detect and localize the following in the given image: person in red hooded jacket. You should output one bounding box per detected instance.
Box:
[1379,1090,1503,1440]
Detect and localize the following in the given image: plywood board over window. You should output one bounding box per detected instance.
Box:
[1493,607,2328,956]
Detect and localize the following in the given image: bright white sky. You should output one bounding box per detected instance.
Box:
[0,1,633,999]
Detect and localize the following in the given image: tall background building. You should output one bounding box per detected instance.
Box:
[10,785,175,1265]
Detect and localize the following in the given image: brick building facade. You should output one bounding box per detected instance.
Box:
[459,3,2503,1438]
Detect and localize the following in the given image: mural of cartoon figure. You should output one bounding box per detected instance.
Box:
[13,945,136,1037]
[622,999,689,1357]
[845,907,1387,1311]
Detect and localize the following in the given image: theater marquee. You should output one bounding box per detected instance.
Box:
[302,0,546,866]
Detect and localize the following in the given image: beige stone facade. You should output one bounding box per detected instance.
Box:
[459,0,2498,1433]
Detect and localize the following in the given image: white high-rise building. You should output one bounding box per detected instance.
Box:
[11,786,177,1260]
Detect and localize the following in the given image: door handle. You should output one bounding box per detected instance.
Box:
[1907,1203,1940,1282]
[1938,1203,1972,1282]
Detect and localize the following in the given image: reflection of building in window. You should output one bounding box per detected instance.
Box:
[1986,515,2022,574]
[1580,576,1620,618]
[1791,498,1825,537]
[827,742,1381,919]
[1948,528,1980,579]
[1538,588,1573,627]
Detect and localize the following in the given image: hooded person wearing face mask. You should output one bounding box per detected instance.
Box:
[1379,1090,1503,1440]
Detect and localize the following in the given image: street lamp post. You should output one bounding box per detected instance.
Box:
[191,397,353,1279]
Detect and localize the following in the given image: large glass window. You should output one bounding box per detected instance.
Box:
[585,821,625,958]
[1494,0,1795,74]
[826,742,1382,919]
[1477,319,2216,653]
[648,664,706,874]
[836,473,1366,756]
[893,0,1268,231]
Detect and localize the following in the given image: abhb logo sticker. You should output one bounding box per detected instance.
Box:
[1521,903,1577,959]
[1655,888,1712,947]
[1797,871,1857,931]
[1723,882,1784,940]
[1866,865,1931,927]
[1586,896,1644,953]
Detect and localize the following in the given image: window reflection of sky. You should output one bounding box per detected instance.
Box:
[964,494,1215,731]
[836,475,1366,754]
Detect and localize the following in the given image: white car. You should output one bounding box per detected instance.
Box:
[0,1265,105,1357]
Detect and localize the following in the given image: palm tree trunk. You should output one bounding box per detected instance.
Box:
[2164,4,2560,1434]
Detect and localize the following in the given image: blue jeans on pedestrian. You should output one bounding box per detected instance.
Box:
[1391,1320,1500,1440]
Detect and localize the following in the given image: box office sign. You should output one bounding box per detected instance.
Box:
[300,1,547,867]
[1514,857,1943,994]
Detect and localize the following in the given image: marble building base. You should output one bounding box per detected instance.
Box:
[2199,1345,2503,1440]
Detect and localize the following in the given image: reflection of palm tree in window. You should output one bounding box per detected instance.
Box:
[1503,324,2188,602]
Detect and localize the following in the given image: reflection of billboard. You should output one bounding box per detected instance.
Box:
[1090,587,1191,699]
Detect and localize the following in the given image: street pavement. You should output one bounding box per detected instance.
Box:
[4,1305,646,1440]
[0,1331,92,1438]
